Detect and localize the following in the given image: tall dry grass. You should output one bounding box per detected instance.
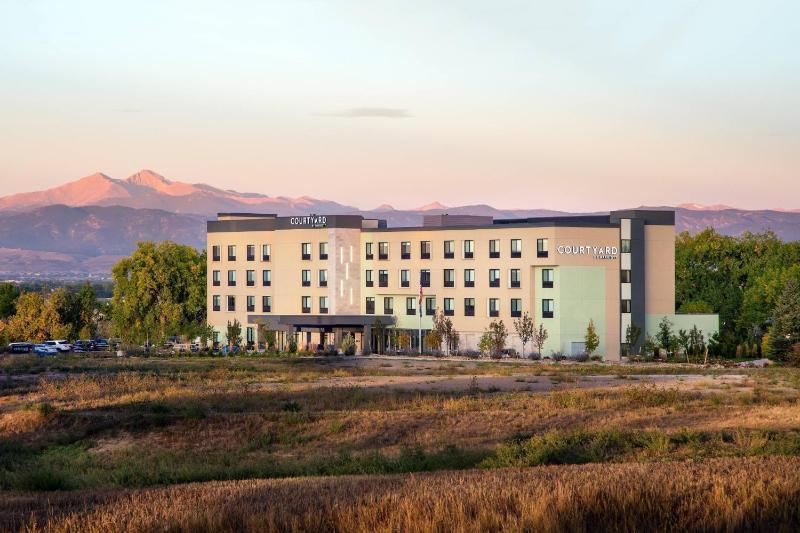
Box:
[7,457,800,532]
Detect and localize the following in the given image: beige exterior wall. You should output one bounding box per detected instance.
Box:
[644,225,675,315]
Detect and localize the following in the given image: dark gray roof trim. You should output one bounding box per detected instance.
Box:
[248,314,396,328]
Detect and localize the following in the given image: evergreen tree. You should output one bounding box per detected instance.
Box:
[768,278,800,361]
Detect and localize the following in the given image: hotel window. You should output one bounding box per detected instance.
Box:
[621,299,632,313]
[366,297,375,314]
[246,245,255,261]
[227,245,236,261]
[246,269,255,287]
[319,242,329,260]
[406,297,416,316]
[212,270,221,286]
[444,269,455,288]
[620,269,631,283]
[401,241,411,260]
[212,245,221,262]
[444,297,455,316]
[246,327,255,344]
[302,269,311,287]
[463,240,474,259]
[425,297,436,316]
[246,295,255,312]
[378,241,389,260]
[464,268,475,288]
[379,270,389,288]
[542,268,554,288]
[510,268,521,288]
[261,244,271,261]
[537,238,549,258]
[301,296,312,314]
[420,241,431,259]
[212,295,221,312]
[383,297,394,315]
[227,270,237,286]
[489,239,500,258]
[511,298,522,318]
[444,240,455,259]
[227,295,236,312]
[365,242,374,260]
[319,269,328,287]
[489,269,501,287]
[542,299,554,318]
[400,269,410,288]
[365,269,374,287]
[488,298,500,317]
[511,239,522,258]
[420,269,431,287]
[464,297,475,316]
[621,239,631,253]
[262,295,271,312]
[262,269,271,287]
[301,242,312,261]
[320,296,329,314]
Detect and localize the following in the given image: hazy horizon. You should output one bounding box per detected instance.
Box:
[1,1,798,211]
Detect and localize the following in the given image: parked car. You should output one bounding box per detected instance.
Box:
[45,340,72,353]
[73,339,96,352]
[7,342,34,354]
[94,339,110,351]
[34,344,59,356]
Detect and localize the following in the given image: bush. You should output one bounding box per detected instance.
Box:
[568,352,589,363]
[551,351,566,361]
[528,352,541,361]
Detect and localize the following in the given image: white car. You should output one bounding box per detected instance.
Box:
[45,340,72,352]
[34,344,59,356]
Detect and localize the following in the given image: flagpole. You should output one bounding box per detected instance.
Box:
[418,275,423,355]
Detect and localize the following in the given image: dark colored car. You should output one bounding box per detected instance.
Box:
[93,339,110,351]
[73,340,96,352]
[7,342,34,354]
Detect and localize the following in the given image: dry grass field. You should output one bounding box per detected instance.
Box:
[2,354,800,531]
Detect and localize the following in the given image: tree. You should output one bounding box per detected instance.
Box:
[625,323,642,355]
[425,330,442,353]
[768,277,800,361]
[677,329,691,362]
[0,283,20,319]
[678,301,714,314]
[514,312,534,359]
[197,322,216,350]
[226,319,242,351]
[486,319,508,358]
[433,310,456,356]
[478,331,492,357]
[584,319,599,356]
[111,241,206,344]
[689,325,705,359]
[372,318,387,354]
[397,330,411,351]
[533,323,548,358]
[4,292,69,343]
[340,333,356,355]
[656,316,674,357]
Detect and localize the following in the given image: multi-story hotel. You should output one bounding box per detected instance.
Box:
[206,210,718,360]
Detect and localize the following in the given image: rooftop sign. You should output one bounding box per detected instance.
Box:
[289,215,328,228]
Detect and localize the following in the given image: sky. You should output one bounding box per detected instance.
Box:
[0,0,798,211]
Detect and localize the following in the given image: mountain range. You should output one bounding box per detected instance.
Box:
[1,170,798,278]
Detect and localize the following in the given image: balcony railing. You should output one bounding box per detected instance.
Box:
[366,302,375,314]
[464,251,474,259]
[489,309,499,317]
[489,279,500,288]
[406,308,415,316]
[320,307,329,314]
[302,253,311,261]
[302,307,311,314]
[444,251,454,259]
[511,310,521,318]
[465,306,475,316]
[444,280,455,288]
[262,305,271,313]
[542,280,554,288]
[426,308,435,316]
[510,280,521,288]
[511,251,521,258]
[489,251,500,259]
[384,307,393,315]
[444,309,454,316]
[537,250,548,258]
[401,280,410,288]
[543,310,554,318]
[319,280,327,287]
[464,280,474,288]
[401,252,411,260]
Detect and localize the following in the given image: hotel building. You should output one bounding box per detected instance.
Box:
[206,210,718,360]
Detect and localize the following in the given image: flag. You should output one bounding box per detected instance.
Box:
[418,281,423,315]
